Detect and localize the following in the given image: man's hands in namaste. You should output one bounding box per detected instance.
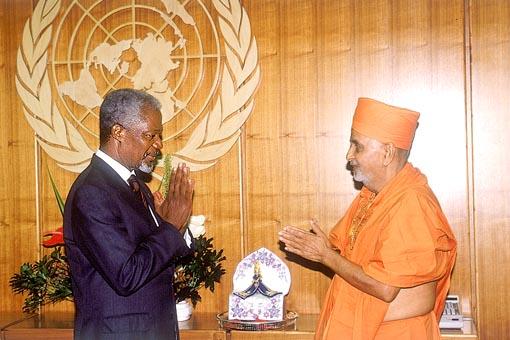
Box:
[278,219,333,263]
[153,163,195,234]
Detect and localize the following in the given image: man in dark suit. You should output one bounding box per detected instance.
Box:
[64,88,194,340]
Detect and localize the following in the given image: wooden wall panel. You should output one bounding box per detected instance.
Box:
[189,148,243,314]
[243,0,284,266]
[0,0,39,312]
[276,0,324,313]
[244,0,331,314]
[242,0,282,253]
[419,1,472,310]
[471,1,510,339]
[316,0,357,226]
[41,156,76,314]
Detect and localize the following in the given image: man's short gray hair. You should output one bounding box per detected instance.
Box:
[99,88,161,145]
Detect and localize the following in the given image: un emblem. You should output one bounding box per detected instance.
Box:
[16,0,260,173]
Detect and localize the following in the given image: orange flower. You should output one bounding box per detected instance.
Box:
[42,227,65,247]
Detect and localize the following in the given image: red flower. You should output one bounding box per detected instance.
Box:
[42,227,65,247]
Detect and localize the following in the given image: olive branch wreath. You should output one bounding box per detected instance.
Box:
[16,0,260,173]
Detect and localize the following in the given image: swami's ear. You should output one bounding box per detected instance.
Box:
[110,123,126,142]
[383,142,396,166]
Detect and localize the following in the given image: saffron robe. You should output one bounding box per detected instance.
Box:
[315,163,457,340]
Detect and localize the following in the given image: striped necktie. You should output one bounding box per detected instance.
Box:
[127,175,148,208]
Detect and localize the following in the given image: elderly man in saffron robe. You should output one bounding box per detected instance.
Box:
[279,98,457,340]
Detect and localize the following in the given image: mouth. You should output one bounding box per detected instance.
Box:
[349,164,361,178]
[145,154,156,162]
[142,150,160,163]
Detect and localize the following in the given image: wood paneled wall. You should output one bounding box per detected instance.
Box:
[471,1,510,339]
[1,0,508,338]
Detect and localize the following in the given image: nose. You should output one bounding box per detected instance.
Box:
[152,135,163,150]
[346,145,355,162]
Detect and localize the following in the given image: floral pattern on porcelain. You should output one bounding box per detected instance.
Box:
[228,294,284,321]
[232,247,291,295]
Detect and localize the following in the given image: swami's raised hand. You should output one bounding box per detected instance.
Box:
[278,219,332,263]
[155,163,195,233]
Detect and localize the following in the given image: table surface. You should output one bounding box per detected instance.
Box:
[1,311,477,339]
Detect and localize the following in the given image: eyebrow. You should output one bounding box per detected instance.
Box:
[144,127,163,133]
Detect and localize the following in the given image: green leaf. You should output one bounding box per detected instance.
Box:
[48,168,65,217]
[173,234,226,307]
[10,247,72,313]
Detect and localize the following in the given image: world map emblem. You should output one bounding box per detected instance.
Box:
[16,0,260,174]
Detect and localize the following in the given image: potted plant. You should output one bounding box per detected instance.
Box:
[173,214,226,320]
[9,173,71,313]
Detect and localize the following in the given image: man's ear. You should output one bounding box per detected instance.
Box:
[110,124,125,142]
[383,143,396,166]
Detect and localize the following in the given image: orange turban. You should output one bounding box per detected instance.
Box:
[351,98,420,150]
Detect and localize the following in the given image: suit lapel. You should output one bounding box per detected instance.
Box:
[90,155,159,230]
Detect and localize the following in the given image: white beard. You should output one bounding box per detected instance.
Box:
[352,168,369,184]
[138,161,154,174]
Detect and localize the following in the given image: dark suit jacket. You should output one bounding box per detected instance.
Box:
[64,155,191,340]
